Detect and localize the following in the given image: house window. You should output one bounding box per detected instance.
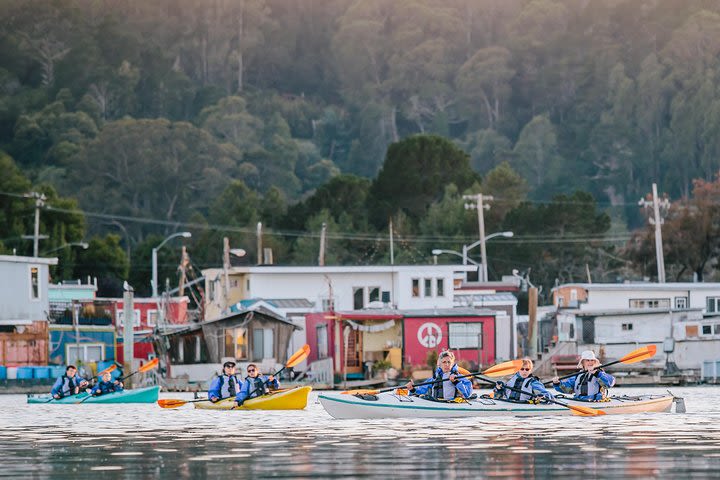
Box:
[675,297,688,309]
[622,323,633,331]
[448,322,483,349]
[29,266,40,300]
[702,325,712,336]
[411,279,420,297]
[321,297,335,311]
[424,278,432,297]
[557,296,565,307]
[225,327,248,359]
[369,287,380,303]
[116,309,141,327]
[707,297,720,313]
[381,291,391,303]
[686,325,699,337]
[436,278,445,297]
[147,310,158,326]
[67,343,104,364]
[629,298,670,309]
[715,324,720,335]
[353,287,365,310]
[317,324,328,359]
[252,328,274,361]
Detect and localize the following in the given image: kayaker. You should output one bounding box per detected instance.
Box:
[208,361,242,403]
[404,350,472,401]
[552,350,616,401]
[494,358,553,402]
[90,371,124,396]
[50,365,89,399]
[234,363,279,406]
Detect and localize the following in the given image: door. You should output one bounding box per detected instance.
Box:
[345,328,362,374]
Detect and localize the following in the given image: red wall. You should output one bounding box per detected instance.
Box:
[115,297,188,331]
[403,315,495,369]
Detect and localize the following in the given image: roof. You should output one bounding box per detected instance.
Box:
[203,264,477,276]
[235,298,315,309]
[165,303,302,336]
[559,307,703,317]
[334,307,498,319]
[552,282,720,292]
[0,255,58,266]
[454,292,518,304]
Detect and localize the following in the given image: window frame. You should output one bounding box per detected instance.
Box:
[436,278,445,297]
[448,322,484,350]
[411,279,420,298]
[353,287,365,310]
[316,324,329,359]
[29,265,41,301]
[707,297,720,314]
[629,298,670,309]
[424,278,432,297]
[66,342,105,364]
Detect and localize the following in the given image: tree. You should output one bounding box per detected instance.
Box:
[512,115,566,193]
[369,134,479,227]
[74,234,129,297]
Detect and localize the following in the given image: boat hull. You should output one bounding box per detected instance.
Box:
[27,386,160,404]
[194,386,312,410]
[319,392,675,419]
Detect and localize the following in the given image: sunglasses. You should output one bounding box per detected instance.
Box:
[247,368,256,373]
[520,368,531,371]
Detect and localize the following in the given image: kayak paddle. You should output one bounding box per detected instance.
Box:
[117,357,159,382]
[341,359,523,396]
[44,364,118,403]
[542,345,657,386]
[473,374,606,416]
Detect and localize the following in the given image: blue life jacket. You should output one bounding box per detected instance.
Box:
[414,365,472,400]
[51,374,82,397]
[91,380,122,396]
[217,374,241,398]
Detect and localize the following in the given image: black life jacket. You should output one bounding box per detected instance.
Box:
[217,374,240,398]
[508,374,538,402]
[60,375,80,397]
[574,371,606,398]
[246,376,267,399]
[430,367,458,400]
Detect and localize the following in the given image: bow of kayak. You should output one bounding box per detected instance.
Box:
[27,386,160,404]
[194,386,312,410]
[318,391,677,419]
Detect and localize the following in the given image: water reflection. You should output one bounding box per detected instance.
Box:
[0,387,719,478]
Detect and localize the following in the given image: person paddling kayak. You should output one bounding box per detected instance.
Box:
[89,371,123,396]
[552,350,616,401]
[51,365,89,399]
[405,350,472,401]
[208,361,242,403]
[234,363,279,407]
[494,358,553,402]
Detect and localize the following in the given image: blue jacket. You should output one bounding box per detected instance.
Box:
[554,369,615,401]
[235,375,280,404]
[495,373,553,401]
[51,375,87,397]
[208,374,242,401]
[90,380,123,396]
[413,365,473,400]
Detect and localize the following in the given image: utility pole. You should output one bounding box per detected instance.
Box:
[256,222,263,265]
[527,286,538,358]
[223,237,230,312]
[123,289,134,389]
[389,218,394,265]
[318,223,327,266]
[463,193,493,282]
[23,192,47,257]
[638,183,669,283]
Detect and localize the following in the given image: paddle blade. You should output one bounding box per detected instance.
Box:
[341,389,379,395]
[139,358,160,373]
[482,359,523,378]
[568,404,606,416]
[457,366,471,376]
[618,345,657,365]
[157,398,187,409]
[286,344,310,368]
[98,364,117,377]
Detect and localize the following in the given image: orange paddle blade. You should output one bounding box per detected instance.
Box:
[139,358,160,373]
[457,366,472,376]
[395,388,409,396]
[482,359,523,378]
[568,404,606,416]
[157,398,187,409]
[618,345,657,365]
[341,389,380,395]
[98,364,117,376]
[286,344,310,368]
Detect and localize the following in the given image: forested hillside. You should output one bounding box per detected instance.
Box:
[2,0,720,296]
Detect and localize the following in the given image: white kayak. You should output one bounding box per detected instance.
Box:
[319,391,682,419]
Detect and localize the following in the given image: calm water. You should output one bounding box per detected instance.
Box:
[1,387,719,479]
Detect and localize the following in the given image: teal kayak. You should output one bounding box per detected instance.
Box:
[27,386,160,404]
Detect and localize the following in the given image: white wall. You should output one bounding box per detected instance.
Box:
[579,284,720,313]
[0,257,55,324]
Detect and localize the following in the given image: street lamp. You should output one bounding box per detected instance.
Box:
[462,231,513,282]
[152,232,191,298]
[431,249,481,266]
[41,242,89,256]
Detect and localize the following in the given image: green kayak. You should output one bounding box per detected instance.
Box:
[27,386,160,404]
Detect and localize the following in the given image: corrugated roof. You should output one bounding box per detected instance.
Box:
[454,292,518,304]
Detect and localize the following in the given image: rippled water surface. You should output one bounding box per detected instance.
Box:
[1,387,719,478]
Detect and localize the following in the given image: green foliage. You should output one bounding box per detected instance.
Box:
[369,134,479,227]
[74,234,129,297]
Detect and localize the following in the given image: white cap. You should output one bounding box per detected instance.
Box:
[577,350,598,368]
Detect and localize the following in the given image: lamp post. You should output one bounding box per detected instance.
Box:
[152,232,191,298]
[41,242,89,256]
[462,231,513,281]
[431,249,481,266]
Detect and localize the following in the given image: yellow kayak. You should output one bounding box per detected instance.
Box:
[193,386,312,410]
